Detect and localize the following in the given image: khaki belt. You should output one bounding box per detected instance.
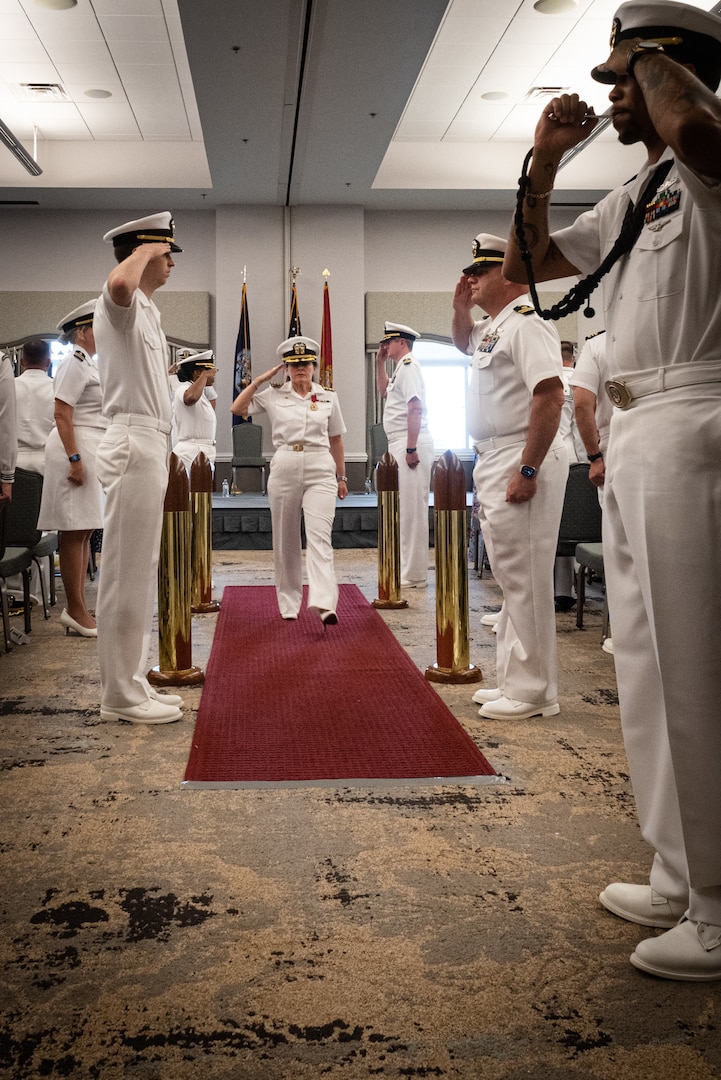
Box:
[110,412,172,435]
[473,432,525,454]
[277,443,328,453]
[606,362,721,409]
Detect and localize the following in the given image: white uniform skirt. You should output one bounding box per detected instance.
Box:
[37,425,106,531]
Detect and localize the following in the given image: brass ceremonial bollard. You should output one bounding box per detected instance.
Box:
[190,451,220,614]
[372,452,408,610]
[148,452,205,688]
[426,450,481,684]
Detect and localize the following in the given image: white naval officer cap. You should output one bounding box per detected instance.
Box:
[176,350,216,381]
[102,211,182,252]
[276,336,320,363]
[461,233,507,276]
[56,298,97,336]
[380,322,420,343]
[592,1,721,85]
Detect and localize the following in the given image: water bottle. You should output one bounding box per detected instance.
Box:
[222,479,230,498]
[364,477,372,496]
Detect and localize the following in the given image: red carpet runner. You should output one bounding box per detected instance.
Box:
[183,585,496,786]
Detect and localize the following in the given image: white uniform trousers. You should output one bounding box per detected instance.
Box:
[172,438,216,474]
[603,379,721,924]
[387,432,434,586]
[95,419,170,710]
[474,441,567,704]
[267,448,339,619]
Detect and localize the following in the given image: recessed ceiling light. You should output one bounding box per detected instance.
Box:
[481,91,509,101]
[33,0,78,8]
[533,0,578,13]
[84,89,112,99]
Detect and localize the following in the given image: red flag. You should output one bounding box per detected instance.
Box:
[319,279,333,389]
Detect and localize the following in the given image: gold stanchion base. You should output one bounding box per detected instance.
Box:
[425,663,482,684]
[148,665,205,687]
[191,601,221,613]
[372,598,409,609]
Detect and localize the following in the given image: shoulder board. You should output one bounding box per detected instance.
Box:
[585,329,606,340]
[514,305,535,316]
[325,387,336,392]
[73,349,86,363]
[402,357,414,364]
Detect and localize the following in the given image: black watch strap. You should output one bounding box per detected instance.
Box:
[587,451,603,462]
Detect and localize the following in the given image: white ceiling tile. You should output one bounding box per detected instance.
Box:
[76,101,139,136]
[0,60,59,84]
[0,10,35,38]
[20,100,89,137]
[62,81,125,104]
[444,103,515,141]
[97,15,169,43]
[0,39,48,63]
[92,0,164,14]
[434,16,511,46]
[131,103,190,137]
[109,40,174,66]
[22,11,103,44]
[54,59,119,85]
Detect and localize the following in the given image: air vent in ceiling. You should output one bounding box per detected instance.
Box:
[19,83,68,101]
[524,86,569,102]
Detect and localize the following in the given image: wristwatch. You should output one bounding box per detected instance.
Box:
[68,453,81,463]
[587,451,603,462]
[406,447,417,454]
[520,464,537,479]
[627,37,681,77]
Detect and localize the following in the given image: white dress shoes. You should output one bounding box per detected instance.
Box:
[60,609,97,638]
[479,695,560,720]
[471,686,502,704]
[100,698,183,724]
[599,883,687,928]
[630,918,721,981]
[149,688,185,708]
[480,611,500,626]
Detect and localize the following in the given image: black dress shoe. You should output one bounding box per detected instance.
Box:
[320,610,338,626]
[554,595,576,612]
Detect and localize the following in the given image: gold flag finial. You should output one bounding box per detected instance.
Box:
[322,268,330,280]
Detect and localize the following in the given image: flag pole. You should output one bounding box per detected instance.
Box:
[320,268,333,390]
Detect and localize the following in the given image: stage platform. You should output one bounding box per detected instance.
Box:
[212,492,474,550]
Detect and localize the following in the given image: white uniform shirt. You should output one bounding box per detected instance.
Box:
[569,334,613,449]
[14,368,55,451]
[54,348,107,431]
[382,354,429,441]
[173,381,217,443]
[553,149,721,374]
[467,297,563,442]
[249,381,346,448]
[94,283,172,424]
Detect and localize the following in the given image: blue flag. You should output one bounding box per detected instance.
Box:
[288,283,301,338]
[233,281,252,427]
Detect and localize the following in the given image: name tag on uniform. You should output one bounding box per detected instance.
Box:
[477,330,500,354]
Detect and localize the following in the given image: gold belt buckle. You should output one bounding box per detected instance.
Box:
[292,443,304,452]
[606,379,633,409]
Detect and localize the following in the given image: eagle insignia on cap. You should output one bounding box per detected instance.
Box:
[610,17,620,49]
[472,239,482,257]
[294,342,305,355]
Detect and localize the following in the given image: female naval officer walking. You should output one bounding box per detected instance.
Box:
[231,336,347,624]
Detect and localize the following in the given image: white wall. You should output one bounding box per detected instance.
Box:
[1,202,601,460]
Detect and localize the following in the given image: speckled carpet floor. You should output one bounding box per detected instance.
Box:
[1,549,719,1080]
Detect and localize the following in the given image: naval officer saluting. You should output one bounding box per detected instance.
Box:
[93,211,185,724]
[232,336,348,624]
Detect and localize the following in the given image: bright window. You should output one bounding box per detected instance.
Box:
[414,340,473,454]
